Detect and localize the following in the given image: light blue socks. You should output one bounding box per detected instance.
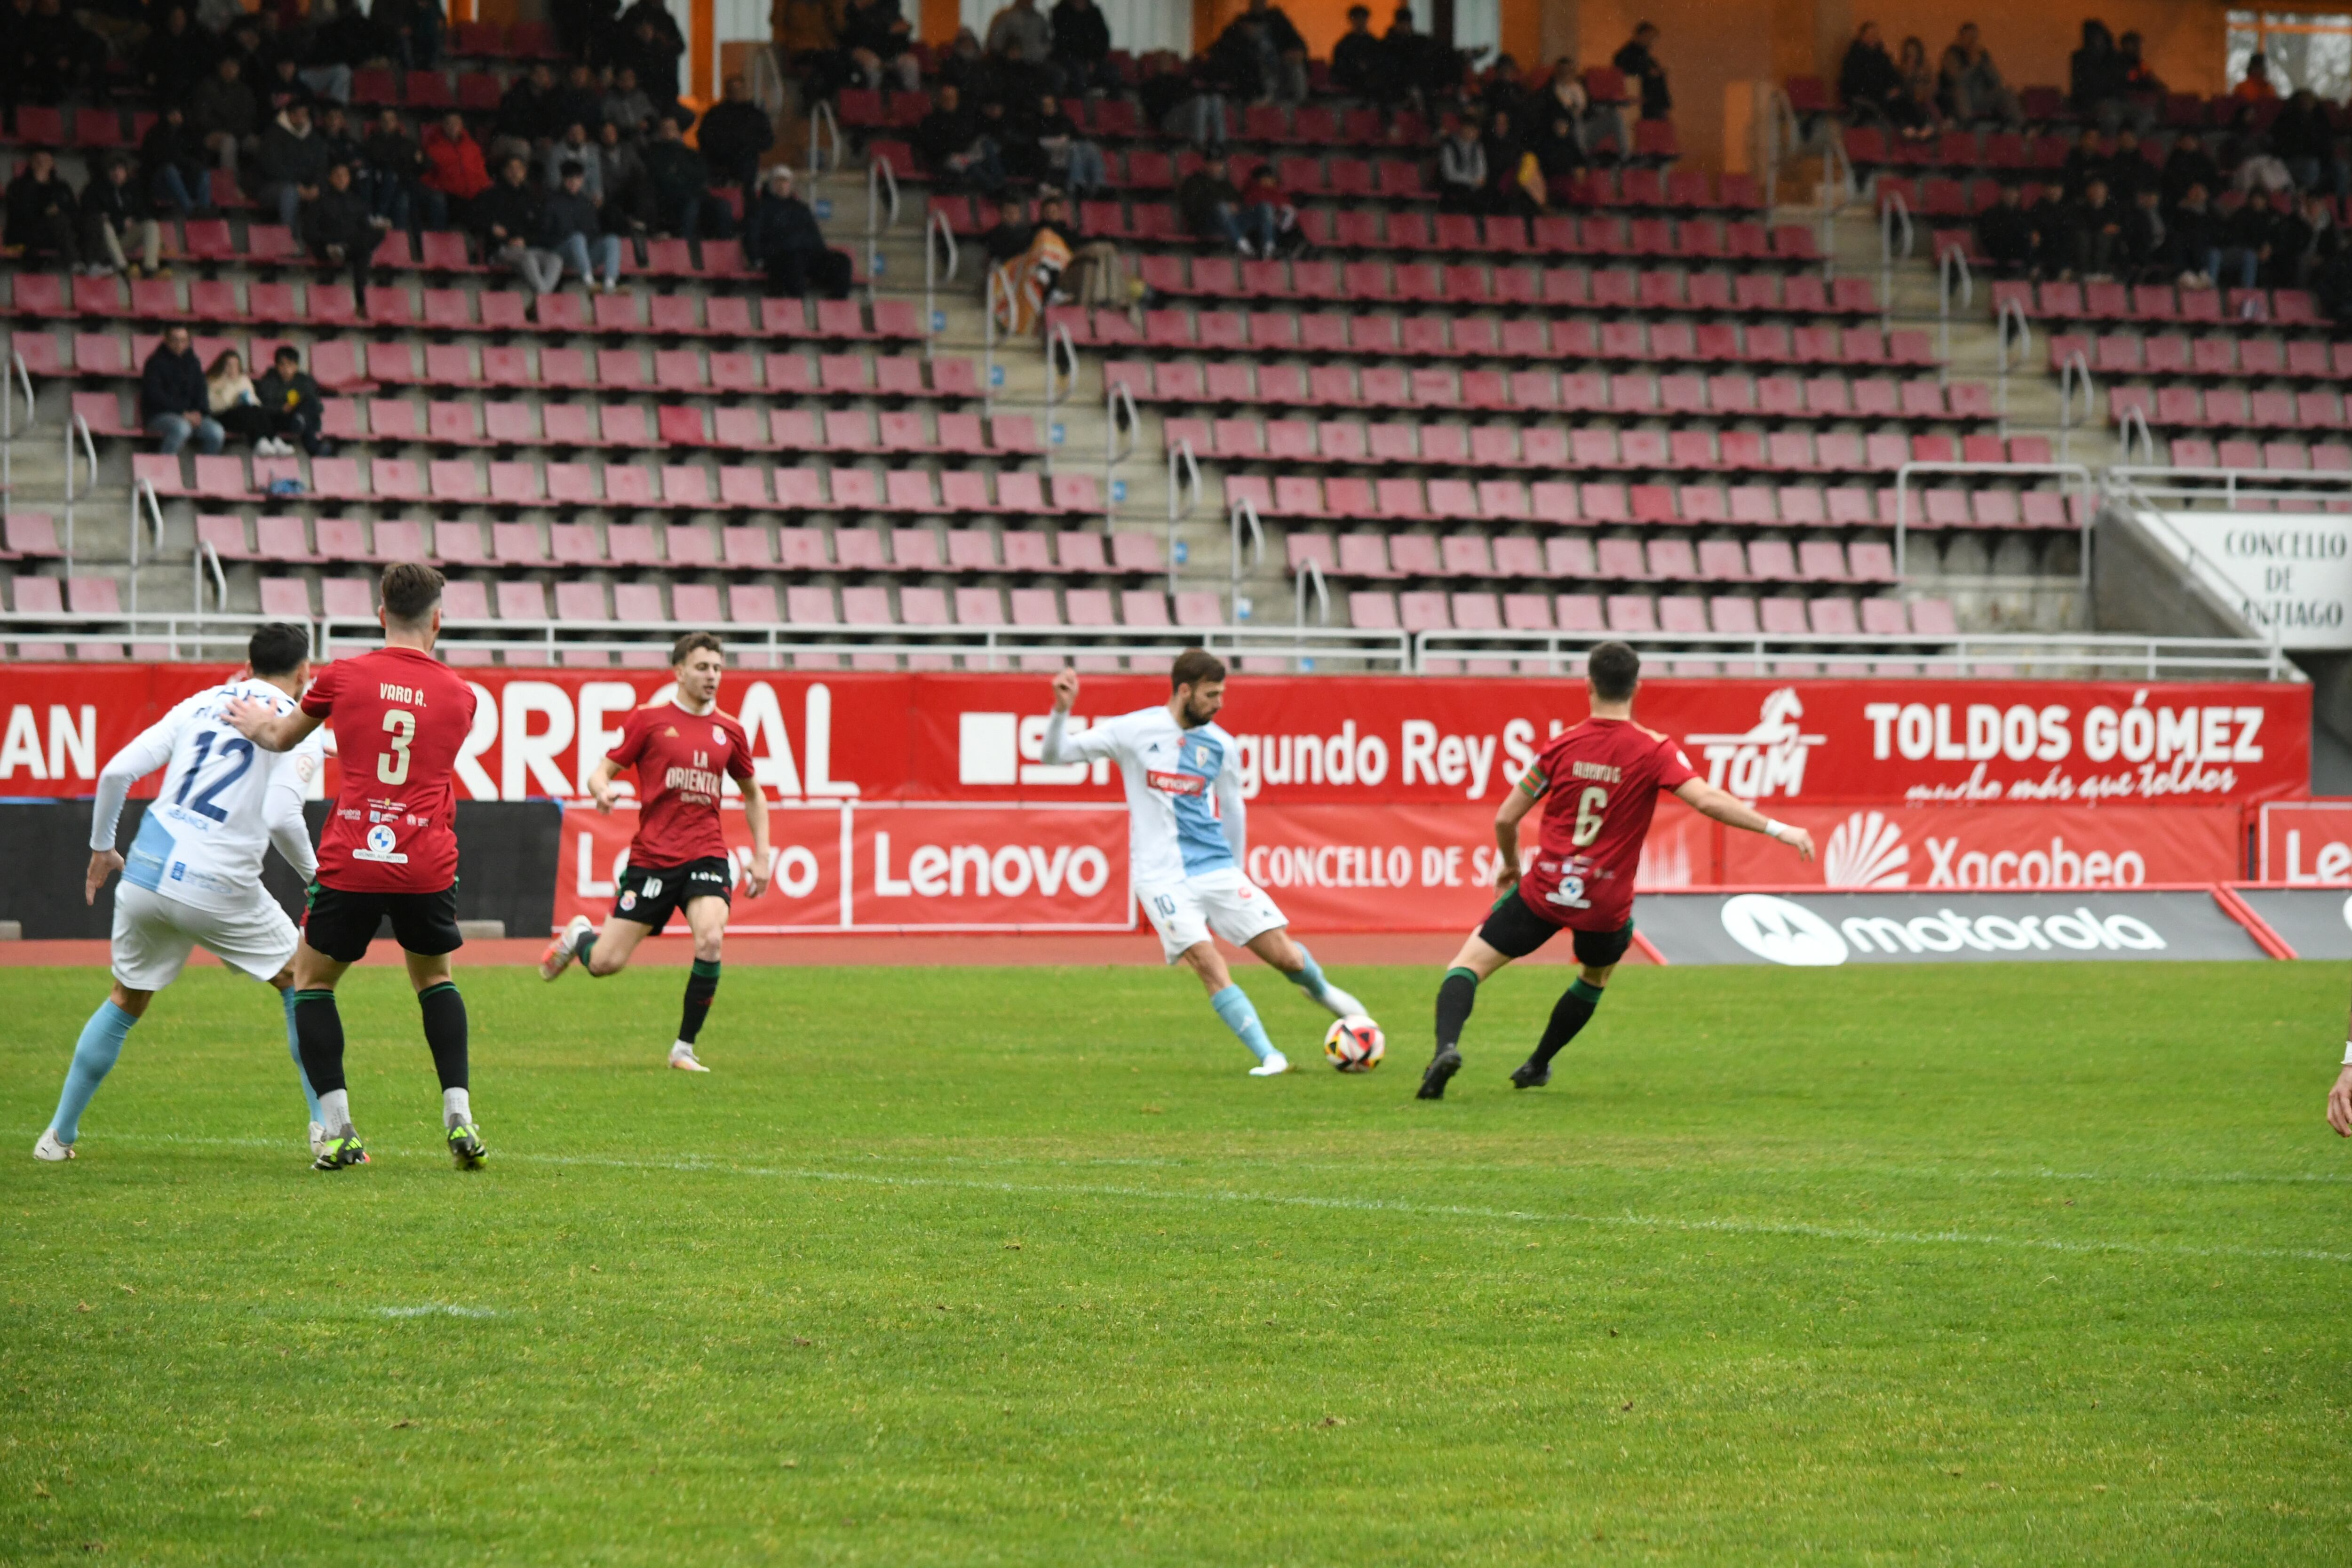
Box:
[50,1000,136,1145]
[285,989,323,1123]
[1209,984,1276,1062]
[1286,945,1367,1019]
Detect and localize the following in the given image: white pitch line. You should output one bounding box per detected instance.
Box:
[124,1135,2352,1266]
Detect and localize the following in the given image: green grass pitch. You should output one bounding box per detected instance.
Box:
[3,956,2349,1565]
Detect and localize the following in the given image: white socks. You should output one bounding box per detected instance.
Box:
[443,1087,471,1127]
[318,1089,351,1137]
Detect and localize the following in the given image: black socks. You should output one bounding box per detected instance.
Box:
[291,989,346,1095]
[679,958,720,1045]
[1434,967,1478,1055]
[1530,978,1605,1070]
[417,981,469,1091]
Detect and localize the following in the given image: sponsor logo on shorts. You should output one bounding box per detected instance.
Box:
[352,822,410,865]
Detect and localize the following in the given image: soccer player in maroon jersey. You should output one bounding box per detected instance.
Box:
[1416,643,1819,1100]
[537,632,772,1072]
[224,563,489,1170]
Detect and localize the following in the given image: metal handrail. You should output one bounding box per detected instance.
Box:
[806,98,840,178]
[2105,468,2306,671]
[1294,555,1329,627]
[1877,190,1912,332]
[63,411,96,570]
[1165,438,1200,599]
[1,351,31,524]
[2118,403,2156,466]
[198,538,226,613]
[1103,377,1138,524]
[2057,349,2094,463]
[2109,463,2352,512]
[1228,494,1264,622]
[922,206,958,361]
[1936,243,1972,377]
[1994,297,2032,433]
[1041,319,1078,475]
[1893,459,2095,586]
[744,43,787,118]
[1753,84,1799,210]
[982,266,1003,414]
[1410,626,2293,681]
[1818,134,1853,278]
[864,153,898,302]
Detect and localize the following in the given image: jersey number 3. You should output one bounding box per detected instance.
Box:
[1571,785,1609,847]
[379,709,415,785]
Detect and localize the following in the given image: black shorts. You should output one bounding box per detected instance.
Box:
[1477,888,1635,969]
[611,856,733,934]
[303,882,463,963]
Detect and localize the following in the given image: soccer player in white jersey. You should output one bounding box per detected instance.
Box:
[1042,648,1370,1075]
[35,624,329,1162]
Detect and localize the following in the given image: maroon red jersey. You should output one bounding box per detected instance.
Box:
[300,645,477,892]
[605,701,755,868]
[1514,717,1698,931]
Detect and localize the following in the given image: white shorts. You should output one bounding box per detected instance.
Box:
[1137,867,1287,964]
[111,881,300,992]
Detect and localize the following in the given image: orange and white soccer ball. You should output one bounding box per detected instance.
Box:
[1323,1015,1385,1072]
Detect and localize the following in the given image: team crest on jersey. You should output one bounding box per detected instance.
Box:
[712,726,726,747]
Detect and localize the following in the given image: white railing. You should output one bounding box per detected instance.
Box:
[1936,243,1971,377]
[982,266,1006,415]
[2109,464,2352,512]
[1892,459,2096,588]
[1877,189,1912,332]
[2,351,32,523]
[197,538,226,613]
[922,205,958,362]
[864,153,898,302]
[1817,133,1853,277]
[127,478,165,617]
[1751,84,1800,210]
[2117,403,2156,466]
[2057,349,2095,463]
[1228,494,1264,622]
[1293,555,1329,627]
[805,98,841,179]
[0,611,281,661]
[1411,628,2292,682]
[1165,437,1200,599]
[1042,318,1080,477]
[62,411,96,569]
[1103,377,1139,526]
[1994,296,2032,434]
[744,44,787,120]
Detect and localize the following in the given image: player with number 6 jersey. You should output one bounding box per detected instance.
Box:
[1415,641,1819,1101]
[226,562,489,1173]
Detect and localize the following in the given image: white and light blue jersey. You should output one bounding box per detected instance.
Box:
[1042,705,1247,886]
[92,680,323,915]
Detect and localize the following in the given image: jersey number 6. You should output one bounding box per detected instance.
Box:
[379,709,415,785]
[1571,785,1609,848]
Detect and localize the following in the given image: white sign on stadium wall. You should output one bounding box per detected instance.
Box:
[2153,511,2352,648]
[1636,891,2273,965]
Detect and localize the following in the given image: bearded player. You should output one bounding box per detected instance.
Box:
[539,632,771,1073]
[1042,649,1369,1076]
[226,562,487,1170]
[1416,642,1817,1100]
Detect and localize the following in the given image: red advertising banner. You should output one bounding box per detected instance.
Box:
[2255,800,2352,883]
[0,665,2312,809]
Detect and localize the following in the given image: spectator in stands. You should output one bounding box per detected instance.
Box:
[2028,183,2074,278]
[1937,23,2020,129]
[1207,0,1306,107]
[643,113,735,240]
[476,155,560,292]
[311,0,382,88]
[1976,181,2035,273]
[1018,92,1105,194]
[2070,19,2150,133]
[1243,165,1305,255]
[981,192,1032,267]
[206,350,278,452]
[2314,239,2352,324]
[141,106,213,217]
[1484,107,1540,215]
[695,75,775,197]
[2119,183,2166,279]
[2279,188,2344,287]
[254,346,330,457]
[615,0,688,116]
[1897,37,1940,133]
[551,61,605,135]
[421,111,490,229]
[2059,128,2106,199]
[1613,22,1669,121]
[550,0,611,62]
[2105,127,2153,201]
[136,6,210,106]
[1142,50,1228,151]
[14,0,102,104]
[915,82,1004,192]
[2220,187,2276,291]
[841,0,918,92]
[371,0,444,71]
[254,103,330,234]
[280,0,357,106]
[1542,57,1596,156]
[2168,181,2223,288]
[5,147,81,272]
[80,156,162,280]
[498,62,564,154]
[142,326,224,456]
[1041,191,1119,301]
[1177,152,1271,255]
[260,55,316,121]
[544,121,603,199]
[934,24,998,100]
[2272,89,2347,200]
[2234,51,2279,103]
[2160,133,2219,211]
[1049,0,1115,98]
[1530,108,1586,193]
[543,159,621,291]
[365,109,430,234]
[1838,24,1913,135]
[778,0,849,100]
[191,55,261,179]
[302,160,390,296]
[595,119,656,235]
[1436,116,1486,211]
[602,66,655,137]
[1332,6,1389,103]
[985,0,1052,99]
[316,105,367,187]
[745,164,851,299]
[2066,174,2122,279]
[2116,30,2164,104]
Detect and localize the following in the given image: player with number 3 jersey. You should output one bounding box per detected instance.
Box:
[1415,641,1818,1100]
[227,562,488,1172]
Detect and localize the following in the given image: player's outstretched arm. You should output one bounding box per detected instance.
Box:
[2328,1063,2352,1137]
[86,703,192,903]
[741,787,773,898]
[586,756,625,814]
[1490,770,1542,889]
[1672,778,1817,862]
[1040,669,1083,764]
[85,850,124,906]
[223,697,325,755]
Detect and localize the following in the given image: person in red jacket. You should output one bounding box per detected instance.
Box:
[419,110,490,231]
